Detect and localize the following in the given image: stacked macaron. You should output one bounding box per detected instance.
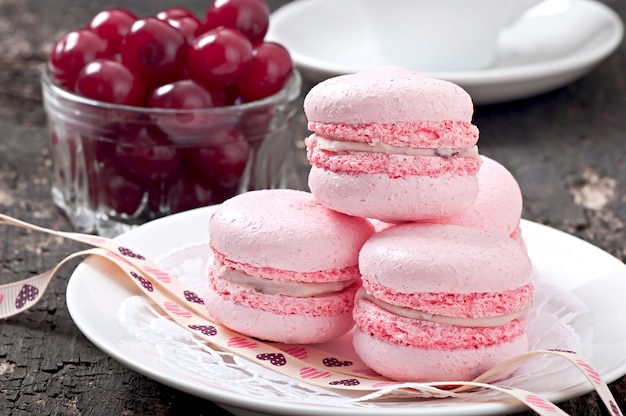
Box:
[302,66,534,381]
[204,66,533,382]
[304,66,482,223]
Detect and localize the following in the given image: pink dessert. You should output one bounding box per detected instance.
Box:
[370,155,526,243]
[445,155,524,242]
[353,223,534,381]
[205,189,375,344]
[304,65,481,222]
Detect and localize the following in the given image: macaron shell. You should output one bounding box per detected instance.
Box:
[352,327,528,382]
[308,166,478,222]
[358,223,532,293]
[304,66,475,124]
[209,189,374,274]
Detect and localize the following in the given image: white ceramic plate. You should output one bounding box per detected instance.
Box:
[66,207,626,416]
[266,0,624,105]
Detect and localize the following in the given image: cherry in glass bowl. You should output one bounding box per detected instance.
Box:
[41,68,301,237]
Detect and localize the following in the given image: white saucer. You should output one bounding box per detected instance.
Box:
[266,0,624,105]
[65,206,626,416]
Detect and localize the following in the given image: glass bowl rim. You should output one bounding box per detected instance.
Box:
[41,67,302,115]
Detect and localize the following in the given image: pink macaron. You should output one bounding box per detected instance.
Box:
[304,66,481,222]
[205,189,375,344]
[370,155,524,240]
[445,155,524,242]
[370,155,525,243]
[353,223,534,381]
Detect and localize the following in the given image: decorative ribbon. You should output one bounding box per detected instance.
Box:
[0,212,622,415]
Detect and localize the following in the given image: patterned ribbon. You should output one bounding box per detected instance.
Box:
[0,212,622,415]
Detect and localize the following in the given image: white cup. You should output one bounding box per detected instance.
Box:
[360,0,544,71]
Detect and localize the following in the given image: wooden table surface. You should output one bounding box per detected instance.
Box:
[1,0,625,414]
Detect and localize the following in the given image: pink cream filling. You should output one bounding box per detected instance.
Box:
[353,298,528,349]
[208,266,360,316]
[305,135,481,178]
[354,288,530,327]
[361,280,534,318]
[215,258,357,297]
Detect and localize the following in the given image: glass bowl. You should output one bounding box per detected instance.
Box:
[41,69,302,237]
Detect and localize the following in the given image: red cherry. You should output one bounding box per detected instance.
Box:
[203,0,270,43]
[168,169,225,213]
[87,8,138,53]
[185,127,249,190]
[157,7,202,43]
[236,41,293,102]
[115,124,182,181]
[49,29,112,90]
[156,7,197,20]
[147,79,220,109]
[186,27,253,88]
[237,106,275,140]
[83,131,118,169]
[74,59,146,106]
[120,17,188,89]
[148,79,225,136]
[221,84,242,105]
[165,16,202,43]
[96,158,147,216]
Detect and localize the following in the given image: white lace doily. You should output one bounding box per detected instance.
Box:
[117,241,592,408]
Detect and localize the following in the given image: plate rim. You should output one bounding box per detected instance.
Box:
[65,207,626,416]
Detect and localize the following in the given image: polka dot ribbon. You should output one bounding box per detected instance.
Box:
[0,213,622,415]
